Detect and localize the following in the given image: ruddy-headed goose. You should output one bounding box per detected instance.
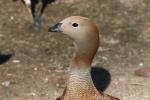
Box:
[48,16,119,100]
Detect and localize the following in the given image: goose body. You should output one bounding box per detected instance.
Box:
[48,16,119,100]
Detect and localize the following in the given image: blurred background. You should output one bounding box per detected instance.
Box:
[0,0,150,100]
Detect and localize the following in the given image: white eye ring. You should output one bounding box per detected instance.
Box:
[72,23,78,27]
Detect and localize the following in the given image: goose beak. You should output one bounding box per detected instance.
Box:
[48,23,62,32]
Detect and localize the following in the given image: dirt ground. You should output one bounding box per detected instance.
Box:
[0,0,150,100]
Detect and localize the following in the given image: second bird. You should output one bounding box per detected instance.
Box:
[14,0,55,28]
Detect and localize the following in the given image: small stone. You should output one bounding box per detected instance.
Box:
[34,67,38,71]
[98,47,103,52]
[119,77,125,81]
[1,81,11,87]
[139,62,144,66]
[44,77,49,82]
[135,67,150,77]
[10,16,14,20]
[144,95,148,98]
[27,92,37,96]
[56,83,60,87]
[102,56,108,61]
[12,60,20,63]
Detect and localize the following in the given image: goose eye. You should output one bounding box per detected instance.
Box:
[72,23,78,27]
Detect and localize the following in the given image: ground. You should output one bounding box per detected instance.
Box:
[0,0,150,100]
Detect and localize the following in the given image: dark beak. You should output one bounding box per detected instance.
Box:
[48,23,62,32]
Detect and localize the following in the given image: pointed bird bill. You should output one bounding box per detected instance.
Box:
[48,23,62,32]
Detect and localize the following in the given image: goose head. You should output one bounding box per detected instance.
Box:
[48,16,100,67]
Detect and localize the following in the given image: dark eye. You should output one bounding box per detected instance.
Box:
[72,23,78,27]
